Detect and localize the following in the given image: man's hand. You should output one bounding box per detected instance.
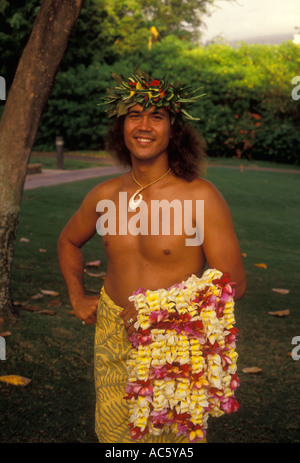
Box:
[71,294,99,325]
[119,301,138,336]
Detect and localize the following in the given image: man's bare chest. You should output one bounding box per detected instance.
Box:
[96,191,204,248]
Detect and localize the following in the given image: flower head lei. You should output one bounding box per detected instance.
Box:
[100,67,205,125]
[124,269,240,442]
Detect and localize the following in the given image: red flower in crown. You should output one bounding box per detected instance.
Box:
[150,79,161,86]
[175,102,181,113]
[159,88,166,98]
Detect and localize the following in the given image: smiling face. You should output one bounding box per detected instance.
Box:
[123,104,172,163]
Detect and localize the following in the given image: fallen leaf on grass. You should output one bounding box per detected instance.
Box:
[68,310,76,316]
[84,269,106,278]
[272,288,290,295]
[39,248,47,253]
[242,367,262,374]
[241,252,247,258]
[268,309,290,317]
[19,305,42,312]
[30,293,44,300]
[14,301,27,307]
[20,304,57,314]
[0,375,31,386]
[47,299,62,307]
[86,260,101,267]
[254,263,267,269]
[40,289,59,296]
[35,310,56,316]
[0,331,12,337]
[20,237,30,243]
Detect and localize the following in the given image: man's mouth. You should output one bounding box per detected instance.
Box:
[136,137,154,143]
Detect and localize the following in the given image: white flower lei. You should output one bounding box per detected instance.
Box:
[124,269,240,442]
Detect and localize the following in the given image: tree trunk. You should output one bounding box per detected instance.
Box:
[0,0,83,325]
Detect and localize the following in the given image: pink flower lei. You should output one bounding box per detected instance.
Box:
[124,269,240,442]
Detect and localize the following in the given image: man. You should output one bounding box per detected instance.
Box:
[58,69,246,443]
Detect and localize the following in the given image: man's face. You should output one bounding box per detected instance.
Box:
[123,104,171,162]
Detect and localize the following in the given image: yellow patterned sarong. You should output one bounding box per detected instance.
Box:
[94,286,206,443]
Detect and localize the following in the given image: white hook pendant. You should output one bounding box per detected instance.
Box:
[129,191,143,211]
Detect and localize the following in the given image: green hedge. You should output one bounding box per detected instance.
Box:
[34,37,300,164]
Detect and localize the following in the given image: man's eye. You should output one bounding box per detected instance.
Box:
[153,114,162,120]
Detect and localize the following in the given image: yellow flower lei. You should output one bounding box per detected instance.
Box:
[124,269,240,442]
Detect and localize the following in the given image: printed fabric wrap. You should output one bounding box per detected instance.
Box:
[124,269,240,442]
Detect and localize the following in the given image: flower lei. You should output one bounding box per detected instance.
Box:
[124,269,240,442]
[101,68,205,124]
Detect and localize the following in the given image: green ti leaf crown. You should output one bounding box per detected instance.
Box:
[101,68,205,125]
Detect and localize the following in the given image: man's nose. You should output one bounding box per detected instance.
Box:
[138,115,152,131]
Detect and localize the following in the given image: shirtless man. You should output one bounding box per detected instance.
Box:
[57,70,246,443]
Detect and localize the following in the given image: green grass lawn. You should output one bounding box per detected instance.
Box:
[29,150,113,170]
[30,150,300,172]
[1,164,300,443]
[206,156,300,171]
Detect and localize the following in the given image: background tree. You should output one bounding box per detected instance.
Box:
[0,0,83,324]
[94,0,216,55]
[0,0,104,87]
[0,0,221,85]
[0,0,40,87]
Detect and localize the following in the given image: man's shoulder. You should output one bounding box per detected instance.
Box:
[89,173,127,195]
[190,177,231,219]
[185,177,222,199]
[81,173,128,207]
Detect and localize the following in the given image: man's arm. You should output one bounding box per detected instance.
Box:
[201,180,246,300]
[57,187,100,324]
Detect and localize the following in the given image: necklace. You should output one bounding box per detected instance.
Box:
[129,168,172,211]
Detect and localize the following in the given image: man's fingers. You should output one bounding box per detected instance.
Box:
[78,297,99,325]
[119,307,138,334]
[82,312,97,325]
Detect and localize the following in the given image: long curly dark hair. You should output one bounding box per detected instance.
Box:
[105,116,207,181]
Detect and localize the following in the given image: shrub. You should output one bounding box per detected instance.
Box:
[33,37,300,164]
